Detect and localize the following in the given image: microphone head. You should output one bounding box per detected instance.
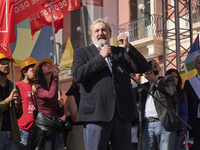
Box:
[102,40,107,46]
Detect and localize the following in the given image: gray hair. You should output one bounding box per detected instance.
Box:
[90,18,112,35]
[194,54,200,65]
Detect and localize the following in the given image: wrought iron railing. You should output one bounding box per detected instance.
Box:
[185,0,200,25]
[191,0,200,23]
[119,14,163,42]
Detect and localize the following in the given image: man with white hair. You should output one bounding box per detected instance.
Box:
[72,18,149,150]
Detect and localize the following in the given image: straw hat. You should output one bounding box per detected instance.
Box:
[33,58,53,78]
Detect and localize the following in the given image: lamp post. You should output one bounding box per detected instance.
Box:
[50,36,64,98]
[77,26,88,47]
[138,3,151,15]
[50,36,63,63]
[49,52,54,60]
[76,26,82,33]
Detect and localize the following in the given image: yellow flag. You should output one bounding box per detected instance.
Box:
[60,38,74,67]
[110,38,119,47]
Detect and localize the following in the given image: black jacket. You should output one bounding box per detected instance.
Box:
[31,112,65,150]
[73,44,149,122]
[134,75,183,132]
[184,79,199,137]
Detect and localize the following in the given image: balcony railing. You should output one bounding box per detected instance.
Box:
[191,0,200,23]
[185,0,200,26]
[119,14,163,42]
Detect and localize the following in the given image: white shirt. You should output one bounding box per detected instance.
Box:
[144,82,158,118]
[95,44,112,73]
[132,77,159,118]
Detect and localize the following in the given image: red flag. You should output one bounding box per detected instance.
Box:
[14,0,44,25]
[80,0,83,7]
[29,0,79,39]
[0,43,15,62]
[40,0,51,6]
[68,0,81,11]
[0,0,15,43]
[14,0,80,26]
[54,19,64,34]
[41,0,80,23]
[40,0,51,4]
[29,13,64,40]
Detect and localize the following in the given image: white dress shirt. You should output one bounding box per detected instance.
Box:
[95,44,112,73]
[144,82,158,118]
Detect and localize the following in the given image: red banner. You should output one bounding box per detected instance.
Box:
[40,0,51,4]
[29,0,80,39]
[40,0,80,22]
[14,0,44,25]
[29,12,64,39]
[0,43,14,62]
[80,0,83,7]
[15,0,80,29]
[0,0,15,43]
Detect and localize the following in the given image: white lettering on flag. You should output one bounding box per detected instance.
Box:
[180,63,188,74]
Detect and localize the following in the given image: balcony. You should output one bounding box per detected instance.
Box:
[191,0,200,31]
[119,14,163,58]
[119,14,163,41]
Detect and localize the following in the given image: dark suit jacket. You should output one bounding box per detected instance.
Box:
[134,75,183,132]
[72,44,149,122]
[184,79,199,135]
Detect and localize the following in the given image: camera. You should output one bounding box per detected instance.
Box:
[144,59,153,75]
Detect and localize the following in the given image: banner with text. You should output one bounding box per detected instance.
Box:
[0,0,15,43]
[40,0,80,22]
[14,0,44,25]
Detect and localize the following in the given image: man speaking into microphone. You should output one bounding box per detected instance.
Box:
[72,18,149,150]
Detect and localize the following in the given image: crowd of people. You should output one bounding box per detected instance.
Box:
[0,18,200,150]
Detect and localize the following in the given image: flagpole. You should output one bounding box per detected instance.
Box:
[11,61,16,89]
[49,1,61,98]
[81,7,87,46]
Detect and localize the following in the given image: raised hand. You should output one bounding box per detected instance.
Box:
[117,34,130,51]
[99,45,112,58]
[52,63,60,76]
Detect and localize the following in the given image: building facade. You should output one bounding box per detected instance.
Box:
[58,0,200,90]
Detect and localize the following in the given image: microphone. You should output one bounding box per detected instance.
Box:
[102,40,112,67]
